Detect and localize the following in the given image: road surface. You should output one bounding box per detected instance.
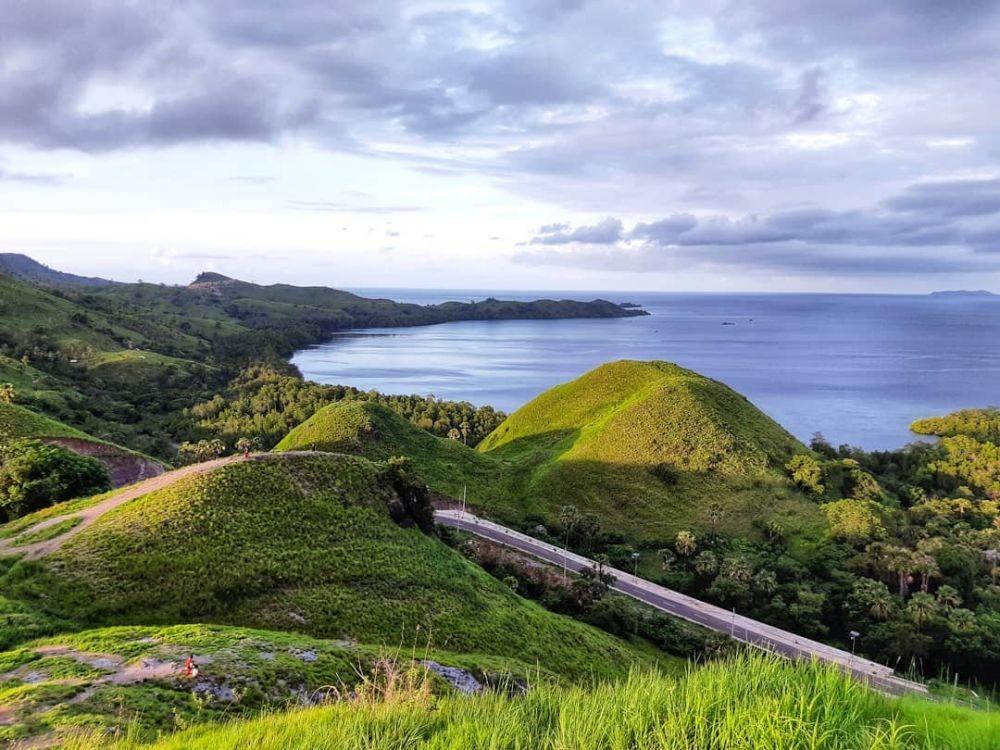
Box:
[436,508,926,696]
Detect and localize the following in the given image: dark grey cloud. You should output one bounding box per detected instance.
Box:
[882,179,1000,218]
[517,177,1000,273]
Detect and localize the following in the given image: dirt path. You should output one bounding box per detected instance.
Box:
[0,452,322,560]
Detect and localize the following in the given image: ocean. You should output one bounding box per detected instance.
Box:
[291,290,1000,450]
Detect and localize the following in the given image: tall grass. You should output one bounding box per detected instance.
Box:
[64,653,999,750]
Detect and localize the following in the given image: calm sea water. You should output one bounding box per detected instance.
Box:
[291,291,1000,450]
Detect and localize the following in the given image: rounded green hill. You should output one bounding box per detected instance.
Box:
[1,453,643,680]
[278,361,823,542]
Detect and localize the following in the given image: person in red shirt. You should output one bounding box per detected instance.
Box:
[182,655,199,679]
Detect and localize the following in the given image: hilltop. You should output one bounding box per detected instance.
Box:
[0,453,649,681]
[0,402,163,486]
[0,253,112,288]
[275,401,510,502]
[279,361,823,542]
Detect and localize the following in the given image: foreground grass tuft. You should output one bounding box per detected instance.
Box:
[64,653,999,749]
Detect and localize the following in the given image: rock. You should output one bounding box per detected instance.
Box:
[421,661,482,695]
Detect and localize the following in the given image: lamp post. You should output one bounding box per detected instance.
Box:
[849,630,860,668]
[631,551,640,576]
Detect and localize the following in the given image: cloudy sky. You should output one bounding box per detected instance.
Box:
[2,0,999,292]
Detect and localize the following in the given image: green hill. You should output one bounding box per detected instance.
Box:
[0,453,648,682]
[274,401,509,501]
[278,362,823,542]
[0,401,91,443]
[0,402,164,486]
[479,360,819,539]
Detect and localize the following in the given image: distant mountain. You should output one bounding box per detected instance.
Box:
[929,289,996,297]
[0,253,113,287]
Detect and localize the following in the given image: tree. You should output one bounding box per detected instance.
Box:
[447,428,462,441]
[693,550,719,576]
[656,548,675,571]
[935,584,962,613]
[947,607,976,633]
[0,383,14,405]
[177,439,226,465]
[235,436,260,457]
[0,439,111,519]
[822,498,886,545]
[786,454,824,496]
[912,554,939,593]
[675,530,697,557]
[906,592,938,626]
[849,577,895,621]
[882,545,916,597]
[571,565,613,611]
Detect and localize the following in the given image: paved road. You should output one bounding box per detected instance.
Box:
[436,508,927,696]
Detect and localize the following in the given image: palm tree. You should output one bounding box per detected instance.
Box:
[0,383,14,405]
[935,585,962,613]
[948,608,976,633]
[656,548,675,572]
[912,554,939,593]
[883,546,915,598]
[693,550,718,576]
[674,530,697,557]
[906,592,938,626]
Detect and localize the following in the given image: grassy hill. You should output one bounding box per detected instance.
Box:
[480,360,820,540]
[0,402,164,486]
[70,653,1000,750]
[278,362,823,543]
[0,453,652,682]
[0,622,548,744]
[275,401,510,502]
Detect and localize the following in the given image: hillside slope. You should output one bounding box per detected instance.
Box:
[0,253,112,287]
[0,622,547,744]
[478,360,818,539]
[275,401,510,501]
[0,402,163,486]
[279,362,822,542]
[0,453,646,681]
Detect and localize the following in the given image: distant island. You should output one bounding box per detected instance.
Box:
[929,289,997,297]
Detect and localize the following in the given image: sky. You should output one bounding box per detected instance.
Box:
[1,0,1000,292]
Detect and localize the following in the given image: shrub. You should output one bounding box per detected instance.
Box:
[0,439,110,519]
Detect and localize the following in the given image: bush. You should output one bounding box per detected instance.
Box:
[0,439,110,519]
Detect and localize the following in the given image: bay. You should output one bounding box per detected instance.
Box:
[292,291,1000,450]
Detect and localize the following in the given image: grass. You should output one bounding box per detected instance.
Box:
[0,454,654,682]
[0,489,116,540]
[0,401,92,442]
[0,622,552,744]
[60,652,1000,750]
[275,401,515,503]
[9,516,83,546]
[279,361,825,544]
